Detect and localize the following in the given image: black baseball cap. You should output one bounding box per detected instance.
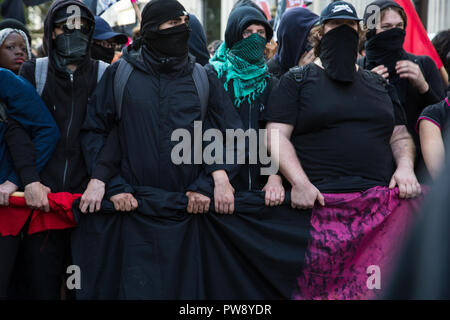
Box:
[53,4,94,24]
[319,1,362,25]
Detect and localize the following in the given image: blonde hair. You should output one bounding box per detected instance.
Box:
[309,23,366,57]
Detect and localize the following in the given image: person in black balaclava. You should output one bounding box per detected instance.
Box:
[360,0,446,182]
[11,0,108,300]
[80,0,243,223]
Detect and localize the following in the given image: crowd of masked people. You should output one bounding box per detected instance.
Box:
[0,0,449,300]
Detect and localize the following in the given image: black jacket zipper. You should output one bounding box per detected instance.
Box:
[62,72,74,190]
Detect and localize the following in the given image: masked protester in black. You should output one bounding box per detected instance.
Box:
[359,0,446,181]
[264,0,421,209]
[206,5,284,207]
[80,0,243,221]
[263,1,421,299]
[9,0,107,300]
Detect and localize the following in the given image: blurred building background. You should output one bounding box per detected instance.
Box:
[100,0,449,43]
[1,0,448,48]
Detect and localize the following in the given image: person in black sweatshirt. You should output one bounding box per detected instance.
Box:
[12,0,105,299]
[359,0,446,181]
[207,4,285,206]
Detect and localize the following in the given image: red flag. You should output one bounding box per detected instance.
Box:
[255,0,272,20]
[395,0,443,69]
[286,0,304,9]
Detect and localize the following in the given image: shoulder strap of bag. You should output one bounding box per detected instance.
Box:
[192,63,210,121]
[35,57,49,96]
[113,59,134,121]
[97,60,109,83]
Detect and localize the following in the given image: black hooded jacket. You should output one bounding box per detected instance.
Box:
[81,45,243,198]
[207,5,278,192]
[267,7,319,78]
[19,0,103,193]
[188,14,210,66]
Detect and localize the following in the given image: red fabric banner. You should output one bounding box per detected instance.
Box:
[0,193,80,237]
[395,0,443,69]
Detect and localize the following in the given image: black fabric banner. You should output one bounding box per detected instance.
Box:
[71,187,312,300]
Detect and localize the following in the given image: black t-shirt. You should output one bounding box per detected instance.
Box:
[264,63,407,193]
[418,97,450,138]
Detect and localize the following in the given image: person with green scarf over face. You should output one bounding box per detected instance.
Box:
[207,5,285,207]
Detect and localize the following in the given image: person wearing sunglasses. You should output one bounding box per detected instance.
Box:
[14,0,106,300]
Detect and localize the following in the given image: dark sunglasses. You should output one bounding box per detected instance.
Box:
[55,22,92,35]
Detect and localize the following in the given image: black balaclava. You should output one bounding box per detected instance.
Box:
[320,25,359,83]
[140,0,191,58]
[91,43,115,63]
[365,27,406,76]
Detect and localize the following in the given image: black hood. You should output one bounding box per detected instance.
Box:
[275,7,319,72]
[188,14,210,66]
[43,0,95,64]
[225,5,273,49]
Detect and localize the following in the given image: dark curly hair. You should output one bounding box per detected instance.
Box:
[432,29,450,73]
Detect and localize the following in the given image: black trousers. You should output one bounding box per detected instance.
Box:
[0,235,20,299]
[9,228,72,300]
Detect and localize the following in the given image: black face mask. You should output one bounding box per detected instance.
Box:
[365,28,406,76]
[54,29,90,66]
[91,43,115,64]
[320,24,359,83]
[144,23,190,58]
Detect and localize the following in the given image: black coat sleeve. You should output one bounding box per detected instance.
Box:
[419,56,446,107]
[4,118,40,185]
[81,62,133,197]
[186,68,244,195]
[18,59,37,87]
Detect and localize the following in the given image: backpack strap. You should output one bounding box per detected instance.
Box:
[113,59,134,121]
[289,65,309,83]
[35,57,49,96]
[97,60,109,83]
[0,101,8,123]
[113,61,209,121]
[192,63,209,121]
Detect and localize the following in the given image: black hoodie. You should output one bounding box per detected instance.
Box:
[81,44,243,198]
[19,0,102,193]
[207,5,277,192]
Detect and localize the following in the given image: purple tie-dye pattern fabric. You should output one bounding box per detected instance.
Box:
[294,186,424,300]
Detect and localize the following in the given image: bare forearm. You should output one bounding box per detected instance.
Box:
[390,126,416,169]
[277,135,310,187]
